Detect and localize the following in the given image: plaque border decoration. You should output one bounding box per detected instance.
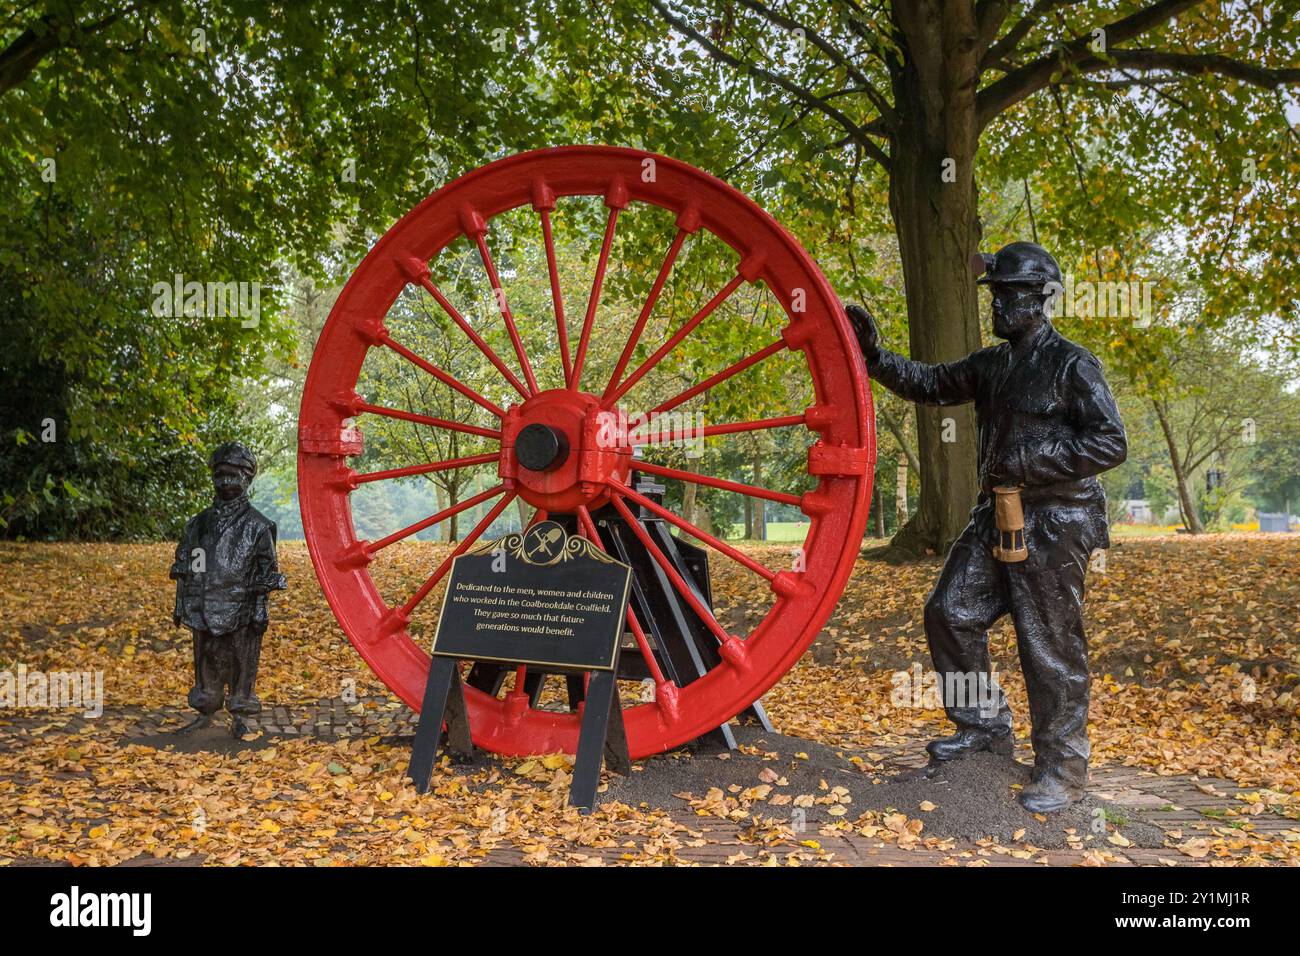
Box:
[426,520,632,672]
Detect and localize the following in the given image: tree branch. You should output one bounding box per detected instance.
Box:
[981,0,1075,70]
[1098,49,1300,88]
[878,402,920,474]
[735,0,898,131]
[648,0,891,170]
[0,5,139,97]
[0,12,62,96]
[976,0,1204,127]
[974,0,1012,56]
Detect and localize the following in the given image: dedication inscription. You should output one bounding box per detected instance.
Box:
[431,520,632,671]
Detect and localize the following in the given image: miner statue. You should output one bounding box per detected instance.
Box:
[845,241,1127,812]
[170,442,287,738]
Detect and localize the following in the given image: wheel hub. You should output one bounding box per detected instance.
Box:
[515,423,568,472]
[499,388,632,512]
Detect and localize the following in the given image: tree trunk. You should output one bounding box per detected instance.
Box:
[874,484,886,537]
[1153,399,1205,534]
[884,3,984,555]
[681,457,699,526]
[514,495,532,534]
[895,461,909,526]
[751,449,766,541]
[447,483,461,543]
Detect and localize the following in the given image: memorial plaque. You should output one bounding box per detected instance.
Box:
[408,520,635,812]
[430,520,632,672]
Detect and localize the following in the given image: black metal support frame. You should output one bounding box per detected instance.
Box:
[465,474,772,749]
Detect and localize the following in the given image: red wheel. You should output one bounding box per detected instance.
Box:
[298,146,875,759]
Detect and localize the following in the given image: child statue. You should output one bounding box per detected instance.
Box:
[170,442,286,737]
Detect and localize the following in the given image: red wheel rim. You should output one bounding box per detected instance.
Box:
[297,146,875,758]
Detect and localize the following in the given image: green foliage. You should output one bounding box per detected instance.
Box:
[0,0,561,539]
[3,1,1297,542]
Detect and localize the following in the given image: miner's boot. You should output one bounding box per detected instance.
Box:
[926,727,1014,762]
[174,714,213,735]
[1018,770,1085,813]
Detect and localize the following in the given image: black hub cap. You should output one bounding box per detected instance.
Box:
[515,423,569,472]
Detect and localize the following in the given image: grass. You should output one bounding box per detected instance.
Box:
[1110,524,1187,537]
[728,521,812,543]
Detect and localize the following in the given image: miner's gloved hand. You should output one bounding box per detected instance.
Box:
[843,303,881,366]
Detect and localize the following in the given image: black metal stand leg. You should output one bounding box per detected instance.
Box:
[569,669,630,813]
[602,687,632,776]
[407,656,473,794]
[691,722,737,752]
[565,674,586,709]
[740,699,775,733]
[466,661,506,696]
[442,671,473,761]
[520,670,544,706]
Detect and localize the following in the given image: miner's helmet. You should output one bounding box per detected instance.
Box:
[973,241,1062,289]
[209,441,257,478]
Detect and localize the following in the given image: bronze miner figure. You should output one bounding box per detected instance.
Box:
[170,442,286,738]
[846,242,1127,812]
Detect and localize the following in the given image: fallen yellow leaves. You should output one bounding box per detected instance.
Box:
[0,535,1297,866]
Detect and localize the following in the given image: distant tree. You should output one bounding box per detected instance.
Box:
[1147,325,1298,533]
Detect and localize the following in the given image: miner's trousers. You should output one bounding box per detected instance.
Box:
[922,521,1091,788]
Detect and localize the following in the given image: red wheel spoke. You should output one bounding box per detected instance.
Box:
[472,231,540,394]
[569,204,622,390]
[634,338,787,422]
[412,272,529,399]
[609,478,776,582]
[631,461,802,507]
[600,228,690,405]
[353,452,500,486]
[368,483,507,553]
[608,494,733,646]
[539,209,573,385]
[576,505,667,686]
[631,412,807,445]
[604,274,745,407]
[380,333,505,418]
[356,400,500,440]
[399,491,517,617]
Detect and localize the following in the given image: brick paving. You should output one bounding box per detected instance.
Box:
[2,697,1296,866]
